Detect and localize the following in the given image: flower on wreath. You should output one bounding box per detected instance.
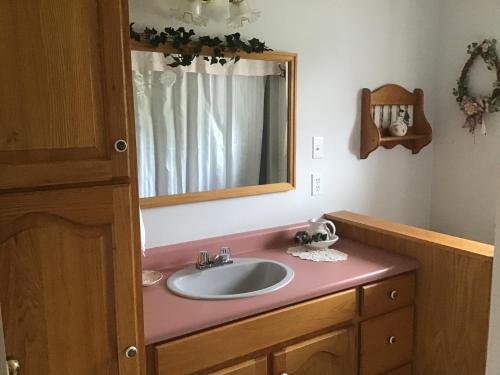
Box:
[482,41,491,53]
[462,96,486,116]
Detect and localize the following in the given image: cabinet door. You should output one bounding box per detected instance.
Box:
[0,0,133,190]
[272,328,356,375]
[0,186,144,375]
[210,357,268,375]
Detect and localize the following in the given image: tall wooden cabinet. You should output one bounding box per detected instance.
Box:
[0,0,144,374]
[0,0,133,189]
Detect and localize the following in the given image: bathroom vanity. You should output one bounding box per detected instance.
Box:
[142,225,418,375]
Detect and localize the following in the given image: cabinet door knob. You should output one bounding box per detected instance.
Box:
[7,358,20,375]
[388,336,397,345]
[388,290,399,300]
[125,346,138,358]
[114,139,128,153]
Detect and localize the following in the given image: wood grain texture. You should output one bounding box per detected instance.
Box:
[360,85,432,159]
[209,357,267,375]
[360,307,414,375]
[140,183,295,208]
[386,364,412,375]
[132,46,298,208]
[325,211,494,375]
[272,328,356,375]
[0,186,144,375]
[361,273,415,318]
[153,289,356,375]
[0,0,132,190]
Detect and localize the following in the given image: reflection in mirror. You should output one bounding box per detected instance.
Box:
[130,49,296,206]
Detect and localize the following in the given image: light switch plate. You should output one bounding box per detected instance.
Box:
[313,136,324,159]
[311,173,322,196]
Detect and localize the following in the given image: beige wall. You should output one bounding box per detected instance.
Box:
[429,0,500,244]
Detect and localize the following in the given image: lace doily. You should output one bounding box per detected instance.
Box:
[287,245,348,263]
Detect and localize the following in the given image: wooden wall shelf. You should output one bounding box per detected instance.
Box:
[360,84,432,159]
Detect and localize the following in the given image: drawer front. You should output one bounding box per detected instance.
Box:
[154,289,356,375]
[360,306,414,375]
[209,356,267,375]
[385,363,412,375]
[361,273,415,318]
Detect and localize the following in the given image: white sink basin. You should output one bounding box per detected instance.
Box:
[167,258,294,300]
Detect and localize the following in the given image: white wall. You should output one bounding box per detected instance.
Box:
[487,176,500,374]
[430,0,500,244]
[130,0,438,248]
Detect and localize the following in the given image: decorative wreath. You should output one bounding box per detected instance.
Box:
[453,39,500,134]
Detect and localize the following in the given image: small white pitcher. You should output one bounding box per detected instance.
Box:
[306,218,336,240]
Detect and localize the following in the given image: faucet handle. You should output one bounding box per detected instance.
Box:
[197,250,210,266]
[219,247,231,261]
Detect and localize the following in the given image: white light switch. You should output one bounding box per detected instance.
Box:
[311,173,322,196]
[313,136,324,159]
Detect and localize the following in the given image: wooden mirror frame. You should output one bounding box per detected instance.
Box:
[129,40,297,208]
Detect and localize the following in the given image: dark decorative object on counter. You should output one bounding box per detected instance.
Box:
[295,231,328,245]
[129,23,271,67]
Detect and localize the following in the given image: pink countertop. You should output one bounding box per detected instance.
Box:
[142,224,419,345]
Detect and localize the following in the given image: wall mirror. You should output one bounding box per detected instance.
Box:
[130,40,296,207]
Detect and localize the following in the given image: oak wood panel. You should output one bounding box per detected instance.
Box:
[370,84,416,106]
[325,211,494,375]
[272,328,356,375]
[361,273,415,318]
[132,44,297,208]
[0,0,132,190]
[209,357,268,375]
[386,364,412,375]
[153,289,356,375]
[0,186,144,375]
[360,307,414,375]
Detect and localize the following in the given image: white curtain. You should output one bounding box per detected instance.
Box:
[132,52,288,198]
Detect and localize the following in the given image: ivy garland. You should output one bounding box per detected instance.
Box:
[453,39,500,134]
[129,23,271,67]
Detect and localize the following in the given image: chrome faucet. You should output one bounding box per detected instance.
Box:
[196,247,233,270]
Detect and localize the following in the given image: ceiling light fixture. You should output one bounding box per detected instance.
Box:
[168,0,261,28]
[168,0,209,27]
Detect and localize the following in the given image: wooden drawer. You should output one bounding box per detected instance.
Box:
[361,273,415,318]
[360,306,414,375]
[153,289,356,375]
[385,363,412,375]
[209,357,267,375]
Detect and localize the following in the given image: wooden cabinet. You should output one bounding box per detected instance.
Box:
[209,357,267,375]
[272,328,356,375]
[0,0,134,190]
[0,186,143,375]
[148,273,416,375]
[151,290,356,375]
